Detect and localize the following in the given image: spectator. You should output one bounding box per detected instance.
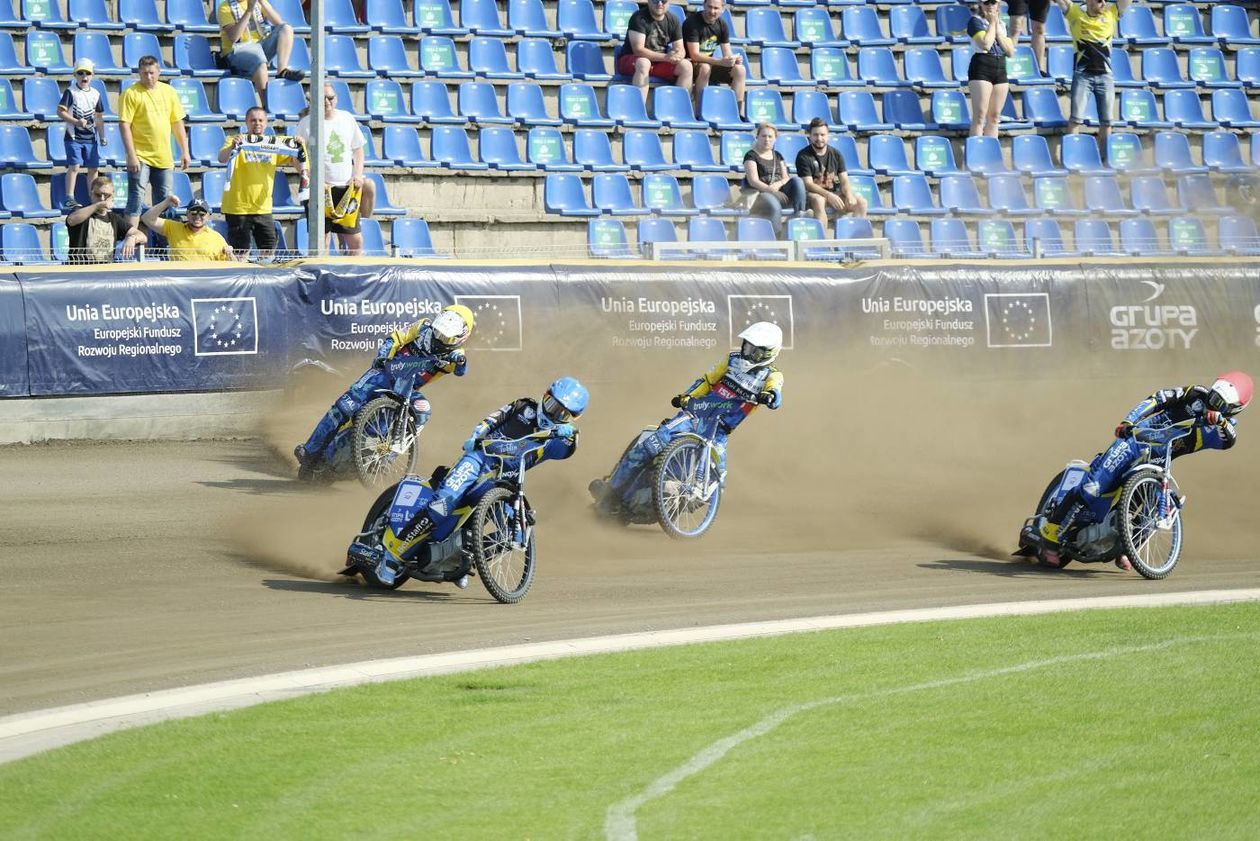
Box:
[119,56,191,228]
[683,0,745,118]
[57,58,106,211]
[296,84,375,255]
[1055,0,1132,161]
[141,196,235,262]
[795,118,866,226]
[217,0,304,98]
[217,106,306,261]
[64,176,146,264]
[1008,0,1052,77]
[742,123,804,238]
[617,0,693,108]
[968,0,1015,138]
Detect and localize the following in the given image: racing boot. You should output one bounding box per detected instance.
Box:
[1114,555,1134,572]
[374,555,401,586]
[1032,516,1065,568]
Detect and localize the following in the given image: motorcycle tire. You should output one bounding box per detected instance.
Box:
[356,484,410,590]
[652,437,722,540]
[352,396,420,490]
[470,487,536,604]
[1118,473,1182,580]
[1035,470,1065,517]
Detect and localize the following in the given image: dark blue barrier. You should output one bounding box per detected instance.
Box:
[0,275,29,397]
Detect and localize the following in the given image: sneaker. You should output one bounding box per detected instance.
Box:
[277,67,305,82]
[61,199,81,212]
[1115,555,1133,572]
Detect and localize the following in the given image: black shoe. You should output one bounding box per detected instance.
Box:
[278,67,305,82]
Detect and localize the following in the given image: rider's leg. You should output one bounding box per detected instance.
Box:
[297,367,384,460]
[1040,438,1140,544]
[397,451,485,543]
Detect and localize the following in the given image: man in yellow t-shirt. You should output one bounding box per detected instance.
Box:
[1053,0,1133,160]
[218,0,303,97]
[141,196,235,262]
[118,56,190,228]
[217,106,306,261]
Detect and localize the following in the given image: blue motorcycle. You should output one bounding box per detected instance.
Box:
[342,433,546,603]
[1016,420,1194,579]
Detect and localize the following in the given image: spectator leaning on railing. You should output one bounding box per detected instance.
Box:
[141,196,235,262]
[217,0,304,98]
[119,56,190,229]
[64,176,146,264]
[683,0,745,119]
[1054,0,1133,162]
[57,58,106,211]
[617,0,694,109]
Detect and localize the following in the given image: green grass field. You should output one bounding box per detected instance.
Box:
[3,603,1259,839]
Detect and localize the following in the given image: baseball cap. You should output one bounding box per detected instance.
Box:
[74,57,94,74]
[186,197,211,215]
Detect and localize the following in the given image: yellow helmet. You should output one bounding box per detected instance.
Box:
[432,304,475,349]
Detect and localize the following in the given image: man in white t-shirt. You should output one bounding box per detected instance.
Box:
[295,84,376,255]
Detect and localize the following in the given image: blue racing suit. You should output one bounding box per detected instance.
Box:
[299,319,467,463]
[607,352,783,495]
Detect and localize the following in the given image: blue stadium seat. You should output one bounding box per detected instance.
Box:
[746,88,794,130]
[509,0,560,37]
[1153,131,1208,175]
[884,89,936,131]
[320,0,368,32]
[479,126,533,170]
[986,174,1037,217]
[915,135,961,177]
[266,170,300,214]
[458,82,513,125]
[50,221,69,261]
[73,32,126,75]
[593,173,647,215]
[858,47,911,88]
[721,131,754,170]
[392,218,440,258]
[1006,46,1053,86]
[1212,5,1260,48]
[1106,132,1158,175]
[930,89,970,131]
[21,0,71,29]
[837,90,893,131]
[1012,135,1067,178]
[848,174,893,216]
[767,133,805,172]
[1110,47,1142,88]
[574,128,629,172]
[949,45,971,85]
[1142,47,1195,90]
[643,174,696,217]
[354,218,386,255]
[325,80,362,119]
[1119,5,1168,46]
[653,86,705,129]
[414,0,464,34]
[507,82,560,126]
[518,37,571,80]
[217,77,259,120]
[527,126,578,170]
[692,174,743,216]
[700,87,752,131]
[166,0,216,32]
[891,6,942,45]
[412,81,464,124]
[462,0,511,36]
[467,37,522,79]
[892,174,946,216]
[1024,218,1074,257]
[560,83,614,127]
[0,173,57,217]
[1,222,47,264]
[1163,3,1213,45]
[382,125,435,167]
[122,33,174,74]
[674,130,725,172]
[117,0,165,31]
[1167,217,1214,255]
[1219,215,1260,255]
[22,76,60,120]
[883,218,928,257]
[977,219,1030,257]
[904,47,953,89]
[1117,89,1172,129]
[566,40,612,82]
[842,6,894,46]
[99,123,127,166]
[367,0,420,34]
[787,217,826,243]
[174,34,226,78]
[939,174,993,216]
[637,218,679,256]
[0,33,30,75]
[1176,174,1230,213]
[357,123,389,167]
[736,218,781,256]
[48,161,83,204]
[1043,3,1072,42]
[761,46,810,87]
[199,168,225,210]
[1212,88,1260,129]
[325,34,373,78]
[623,129,670,172]
[830,133,872,177]
[367,79,422,123]
[588,218,633,257]
[746,8,799,48]
[1084,175,1138,217]
[1046,44,1074,85]
[362,172,404,215]
[369,36,423,78]
[1061,134,1112,176]
[187,124,226,166]
[1000,93,1031,131]
[171,77,223,123]
[1130,176,1179,216]
[602,1,637,44]
[794,8,845,48]
[431,126,489,170]
[268,0,310,32]
[1203,131,1253,173]
[792,90,835,129]
[0,125,50,169]
[831,218,882,259]
[1075,219,1121,256]
[934,4,972,44]
[688,216,729,243]
[420,36,473,78]
[1239,48,1260,89]
[607,84,660,128]
[1032,176,1085,217]
[930,218,985,258]
[558,0,608,42]
[68,0,123,30]
[0,78,29,119]
[868,134,915,177]
[26,30,71,74]
[1188,47,1241,89]
[1163,89,1217,129]
[810,48,860,87]
[964,136,1011,177]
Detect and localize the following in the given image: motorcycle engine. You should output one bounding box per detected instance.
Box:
[1073,521,1120,564]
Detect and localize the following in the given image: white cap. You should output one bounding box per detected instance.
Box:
[73,57,94,74]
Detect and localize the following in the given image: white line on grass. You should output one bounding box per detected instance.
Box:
[604,632,1260,841]
[1,588,1258,765]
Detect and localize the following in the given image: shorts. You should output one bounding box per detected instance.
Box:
[1006,0,1051,23]
[225,212,278,252]
[225,25,286,77]
[701,63,735,84]
[65,137,100,168]
[1070,70,1115,126]
[616,52,682,80]
[304,185,362,235]
[968,53,1008,86]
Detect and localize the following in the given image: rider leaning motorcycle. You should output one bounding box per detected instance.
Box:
[294,304,475,469]
[1034,371,1252,568]
[590,321,785,510]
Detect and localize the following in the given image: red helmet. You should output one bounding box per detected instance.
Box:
[1209,371,1253,416]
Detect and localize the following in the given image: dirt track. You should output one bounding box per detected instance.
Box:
[4,420,1259,716]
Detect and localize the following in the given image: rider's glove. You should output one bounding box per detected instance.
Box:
[671,394,690,409]
[1115,421,1135,439]
[462,436,478,454]
[1205,410,1223,427]
[552,422,575,439]
[757,390,776,407]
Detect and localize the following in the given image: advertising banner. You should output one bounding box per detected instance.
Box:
[0,275,29,397]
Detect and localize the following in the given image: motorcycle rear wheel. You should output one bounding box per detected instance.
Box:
[352,397,419,490]
[357,484,410,590]
[652,438,722,539]
[470,487,535,604]
[1118,473,1182,580]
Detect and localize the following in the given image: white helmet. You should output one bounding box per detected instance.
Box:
[737,321,782,368]
[430,304,474,351]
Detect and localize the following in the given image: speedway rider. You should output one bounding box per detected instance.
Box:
[1033,371,1252,570]
[375,376,589,585]
[589,321,784,512]
[294,304,475,472]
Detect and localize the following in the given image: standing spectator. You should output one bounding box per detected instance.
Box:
[1055,0,1132,161]
[296,84,375,255]
[141,196,235,262]
[617,0,693,109]
[217,0,304,98]
[1008,0,1052,77]
[795,118,866,226]
[683,0,745,119]
[742,123,804,238]
[217,106,306,261]
[64,176,146,264]
[968,0,1015,138]
[57,58,106,210]
[119,56,191,228]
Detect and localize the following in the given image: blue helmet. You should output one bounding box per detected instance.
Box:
[541,376,588,425]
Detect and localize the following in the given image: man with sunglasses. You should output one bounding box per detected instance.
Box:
[64,176,146,264]
[616,0,694,108]
[141,195,235,262]
[57,58,106,210]
[1053,0,1134,161]
[295,84,376,255]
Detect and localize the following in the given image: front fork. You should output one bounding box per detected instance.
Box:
[513,493,533,548]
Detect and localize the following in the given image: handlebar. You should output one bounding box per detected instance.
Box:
[479,431,561,457]
[1131,419,1197,445]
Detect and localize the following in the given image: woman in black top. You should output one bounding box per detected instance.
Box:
[967,0,1015,137]
[742,123,805,238]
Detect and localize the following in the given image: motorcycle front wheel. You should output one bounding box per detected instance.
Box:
[356,484,410,590]
[1118,473,1182,580]
[470,487,536,604]
[652,438,722,539]
[352,396,419,489]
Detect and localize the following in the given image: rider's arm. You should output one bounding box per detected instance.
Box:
[1198,417,1238,451]
[380,319,426,362]
[470,400,521,440]
[1123,387,1189,426]
[758,370,784,409]
[683,358,731,400]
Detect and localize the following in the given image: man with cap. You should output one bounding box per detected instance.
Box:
[57,58,107,210]
[141,195,235,262]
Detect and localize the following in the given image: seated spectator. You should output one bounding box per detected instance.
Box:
[617,0,693,108]
[65,176,146,264]
[141,196,235,261]
[218,0,305,97]
[684,0,745,118]
[57,58,106,210]
[968,0,1015,138]
[742,123,804,238]
[795,118,867,224]
[218,106,307,261]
